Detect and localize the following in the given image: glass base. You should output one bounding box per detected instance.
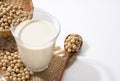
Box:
[0,75,6,81]
[27,65,48,72]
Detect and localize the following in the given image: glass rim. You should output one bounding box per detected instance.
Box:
[10,9,61,46]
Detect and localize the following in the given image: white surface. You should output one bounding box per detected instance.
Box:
[62,57,114,81]
[32,0,120,81]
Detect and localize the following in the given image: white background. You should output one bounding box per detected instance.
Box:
[32,0,120,81]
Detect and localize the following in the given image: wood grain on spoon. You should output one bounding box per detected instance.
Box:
[56,34,83,81]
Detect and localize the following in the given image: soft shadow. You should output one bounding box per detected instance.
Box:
[77,41,89,56]
[92,59,115,81]
[62,59,101,81]
[62,57,115,81]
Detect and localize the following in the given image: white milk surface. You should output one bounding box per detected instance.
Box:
[14,20,57,71]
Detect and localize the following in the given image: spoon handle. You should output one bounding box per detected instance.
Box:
[56,52,70,81]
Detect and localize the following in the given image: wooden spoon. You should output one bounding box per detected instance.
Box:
[56,34,83,81]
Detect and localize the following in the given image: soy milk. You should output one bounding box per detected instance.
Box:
[14,20,57,71]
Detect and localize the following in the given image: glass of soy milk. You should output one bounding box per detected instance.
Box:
[10,9,60,72]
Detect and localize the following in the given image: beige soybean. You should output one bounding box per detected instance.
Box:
[0,2,28,30]
[0,50,34,81]
[65,34,83,53]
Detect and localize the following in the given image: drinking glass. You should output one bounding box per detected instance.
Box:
[10,8,60,72]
